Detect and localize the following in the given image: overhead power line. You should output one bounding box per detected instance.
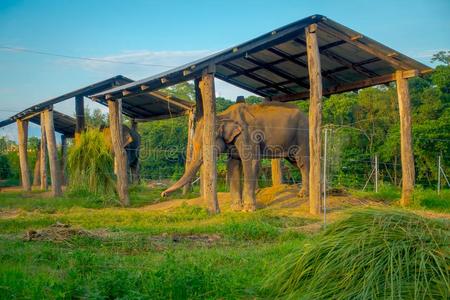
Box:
[0,45,176,68]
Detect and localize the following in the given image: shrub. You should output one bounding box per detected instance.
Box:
[267,208,449,299]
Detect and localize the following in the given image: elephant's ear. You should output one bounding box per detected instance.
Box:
[220,120,242,143]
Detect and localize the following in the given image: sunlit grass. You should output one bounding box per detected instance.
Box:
[266,208,449,299]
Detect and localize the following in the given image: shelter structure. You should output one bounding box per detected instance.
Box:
[93,15,431,214]
[0,75,195,203]
[0,76,133,195]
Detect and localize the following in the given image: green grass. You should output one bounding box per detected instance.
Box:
[0,189,448,299]
[352,184,450,212]
[267,208,449,299]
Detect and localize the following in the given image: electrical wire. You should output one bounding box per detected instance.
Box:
[0,45,176,68]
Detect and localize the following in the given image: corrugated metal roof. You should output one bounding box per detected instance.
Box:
[91,15,432,103]
[0,75,133,128]
[93,90,195,121]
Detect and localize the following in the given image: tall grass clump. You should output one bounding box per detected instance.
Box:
[266,208,449,299]
[67,129,115,197]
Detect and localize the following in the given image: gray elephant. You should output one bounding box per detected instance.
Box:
[103,125,141,183]
[162,102,309,212]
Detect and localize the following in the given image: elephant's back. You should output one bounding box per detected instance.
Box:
[247,103,306,124]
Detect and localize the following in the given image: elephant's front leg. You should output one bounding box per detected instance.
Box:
[227,158,243,211]
[241,159,259,212]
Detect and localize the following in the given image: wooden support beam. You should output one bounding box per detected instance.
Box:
[17,119,31,192]
[151,91,194,110]
[183,109,196,195]
[130,120,140,184]
[134,111,188,122]
[108,99,130,206]
[269,69,420,103]
[60,135,67,185]
[306,23,322,215]
[43,109,62,197]
[194,78,204,197]
[32,144,41,186]
[40,113,48,191]
[271,159,283,186]
[396,70,415,206]
[199,72,219,214]
[75,95,85,142]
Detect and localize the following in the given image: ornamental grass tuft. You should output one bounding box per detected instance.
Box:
[67,129,115,197]
[266,208,449,299]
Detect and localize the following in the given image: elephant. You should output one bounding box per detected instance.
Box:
[102,125,141,183]
[161,102,309,212]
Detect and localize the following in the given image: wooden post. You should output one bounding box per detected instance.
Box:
[40,113,48,190]
[75,95,85,143]
[306,23,323,215]
[396,70,415,206]
[194,78,204,196]
[108,99,130,206]
[32,144,41,186]
[271,159,283,186]
[43,108,62,196]
[17,119,31,192]
[60,135,67,185]
[183,109,196,195]
[130,119,140,183]
[199,71,219,213]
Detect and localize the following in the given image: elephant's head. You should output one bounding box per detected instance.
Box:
[161,116,243,197]
[102,125,136,150]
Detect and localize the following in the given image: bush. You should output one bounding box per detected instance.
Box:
[67,129,115,197]
[267,208,449,299]
[0,154,11,179]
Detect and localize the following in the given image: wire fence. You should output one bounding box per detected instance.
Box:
[0,123,449,195]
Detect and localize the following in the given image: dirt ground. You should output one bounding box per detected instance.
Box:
[144,184,382,213]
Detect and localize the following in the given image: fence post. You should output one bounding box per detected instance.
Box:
[375,154,378,193]
[438,155,441,195]
[323,128,328,227]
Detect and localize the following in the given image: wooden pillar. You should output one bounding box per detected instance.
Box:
[130,119,140,184]
[306,23,323,215]
[40,113,48,190]
[199,71,219,213]
[108,99,130,206]
[17,119,31,192]
[60,135,67,185]
[396,71,415,206]
[75,95,85,142]
[194,78,204,196]
[271,159,283,186]
[32,144,41,186]
[43,108,62,196]
[183,109,196,195]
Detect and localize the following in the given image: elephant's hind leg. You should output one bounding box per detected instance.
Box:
[227,158,243,211]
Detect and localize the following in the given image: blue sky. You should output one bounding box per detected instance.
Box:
[0,0,449,139]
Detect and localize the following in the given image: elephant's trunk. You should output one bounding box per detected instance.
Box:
[161,158,202,197]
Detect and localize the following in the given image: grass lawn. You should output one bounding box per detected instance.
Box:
[0,185,448,299]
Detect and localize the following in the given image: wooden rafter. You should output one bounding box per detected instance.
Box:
[244,54,310,89]
[269,70,420,102]
[318,23,413,70]
[294,37,378,78]
[222,62,295,94]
